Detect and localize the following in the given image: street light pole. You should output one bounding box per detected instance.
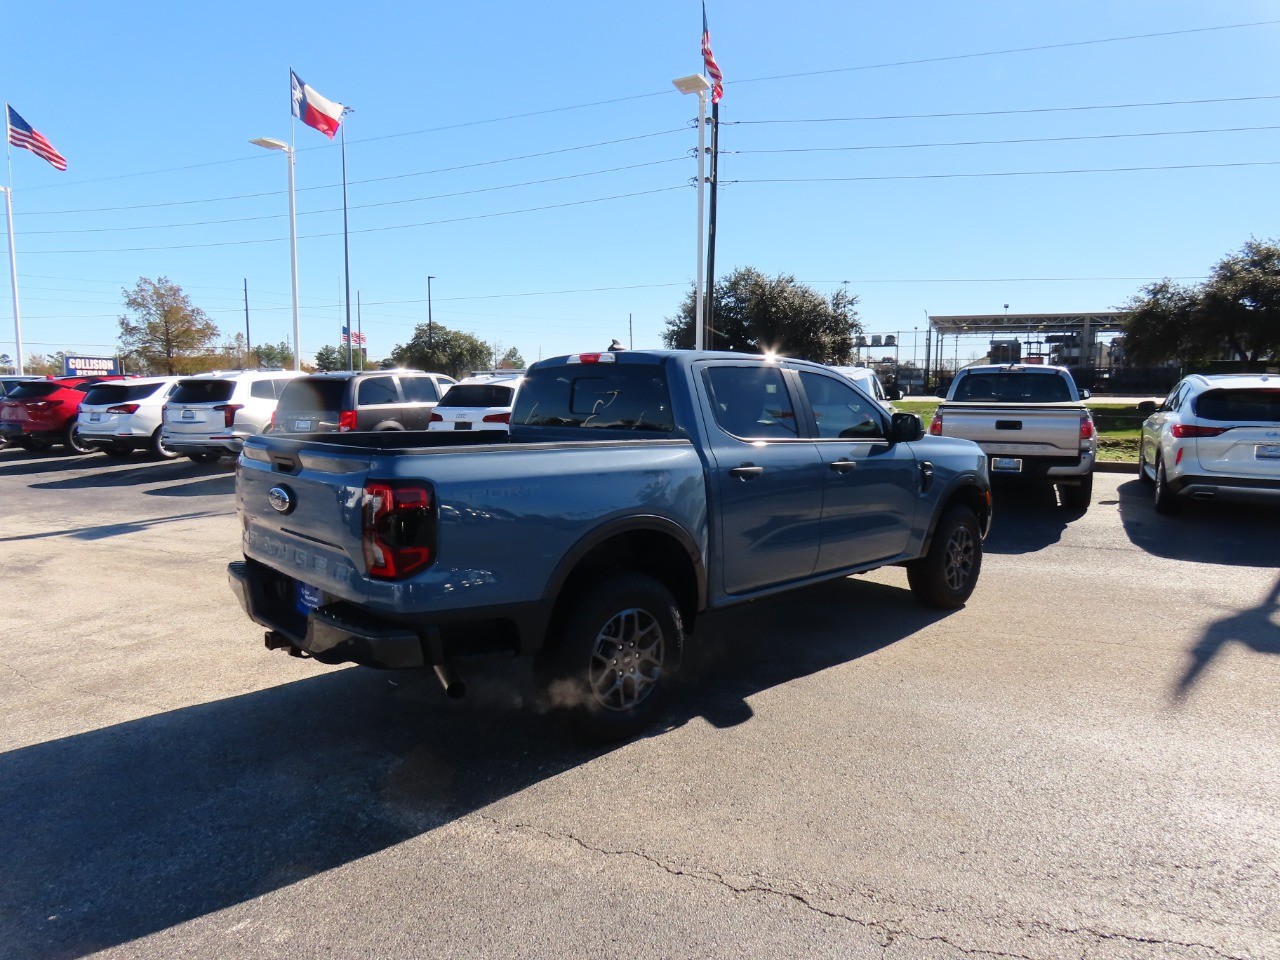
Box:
[0,187,23,375]
[672,74,712,351]
[249,137,301,371]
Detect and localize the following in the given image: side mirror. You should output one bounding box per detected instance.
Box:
[890,411,924,443]
[1079,388,1091,400]
[1136,400,1157,416]
[933,384,948,398]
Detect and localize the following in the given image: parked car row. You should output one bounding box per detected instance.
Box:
[0,367,526,463]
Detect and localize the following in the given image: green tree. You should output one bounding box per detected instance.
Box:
[1122,240,1280,366]
[390,324,491,378]
[499,346,525,369]
[250,340,296,369]
[118,277,220,375]
[661,267,862,363]
[0,353,12,374]
[313,345,345,371]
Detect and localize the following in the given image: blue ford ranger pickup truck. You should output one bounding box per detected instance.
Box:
[229,350,991,740]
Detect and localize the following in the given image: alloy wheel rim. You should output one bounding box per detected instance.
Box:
[588,607,664,712]
[943,526,975,592]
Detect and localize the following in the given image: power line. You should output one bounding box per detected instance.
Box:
[727,125,1280,156]
[725,159,1280,185]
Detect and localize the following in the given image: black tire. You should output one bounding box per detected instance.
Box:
[150,428,180,460]
[16,437,53,452]
[1060,472,1093,512]
[63,419,95,455]
[542,573,681,742]
[187,452,221,464]
[1154,456,1179,515]
[1137,443,1154,485]
[907,505,983,609]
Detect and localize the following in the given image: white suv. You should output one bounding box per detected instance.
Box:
[427,373,523,433]
[78,376,181,459]
[1139,373,1280,513]
[163,370,306,463]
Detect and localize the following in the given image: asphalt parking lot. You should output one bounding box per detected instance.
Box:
[1,448,1277,960]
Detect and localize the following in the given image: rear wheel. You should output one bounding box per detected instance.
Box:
[541,573,680,742]
[1060,473,1093,512]
[1154,456,1179,515]
[907,505,982,609]
[150,428,180,460]
[63,419,95,454]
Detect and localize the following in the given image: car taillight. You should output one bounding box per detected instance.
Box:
[338,410,358,432]
[1080,413,1095,443]
[428,412,444,423]
[26,400,56,409]
[106,404,140,415]
[482,412,511,424]
[928,411,943,436]
[1171,424,1228,438]
[362,480,436,580]
[214,403,244,427]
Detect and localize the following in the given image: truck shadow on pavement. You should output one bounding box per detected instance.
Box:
[1115,478,1280,566]
[980,481,1074,555]
[0,577,940,958]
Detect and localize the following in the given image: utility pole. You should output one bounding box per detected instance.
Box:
[629,312,633,349]
[703,99,720,350]
[427,275,435,356]
[243,278,252,368]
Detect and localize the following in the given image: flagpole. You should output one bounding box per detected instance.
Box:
[704,98,720,351]
[340,112,353,372]
[2,106,21,375]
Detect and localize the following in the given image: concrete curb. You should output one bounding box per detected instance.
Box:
[1096,460,1139,474]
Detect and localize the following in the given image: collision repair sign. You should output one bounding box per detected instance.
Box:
[63,356,120,376]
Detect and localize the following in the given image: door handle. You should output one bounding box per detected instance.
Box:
[828,458,857,474]
[729,464,765,480]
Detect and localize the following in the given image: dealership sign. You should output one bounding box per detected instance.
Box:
[64,355,120,376]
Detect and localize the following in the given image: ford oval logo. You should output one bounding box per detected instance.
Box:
[267,485,296,515]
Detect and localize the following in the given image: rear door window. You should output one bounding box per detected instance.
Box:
[703,366,798,439]
[249,380,278,400]
[400,376,440,403]
[170,380,235,404]
[358,376,400,405]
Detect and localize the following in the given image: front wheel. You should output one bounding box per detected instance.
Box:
[907,505,983,609]
[541,573,681,742]
[63,419,95,455]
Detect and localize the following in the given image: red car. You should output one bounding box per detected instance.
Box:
[0,376,128,453]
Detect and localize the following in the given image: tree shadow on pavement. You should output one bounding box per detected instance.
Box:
[1116,479,1280,566]
[0,576,942,958]
[1175,576,1280,697]
[28,459,226,491]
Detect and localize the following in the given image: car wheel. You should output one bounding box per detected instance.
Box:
[1060,473,1093,512]
[1137,442,1154,485]
[150,428,180,460]
[541,573,681,742]
[907,505,983,609]
[16,437,53,452]
[187,452,221,464]
[1154,456,1179,515]
[63,419,95,455]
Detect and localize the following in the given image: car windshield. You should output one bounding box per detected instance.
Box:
[6,382,59,399]
[437,384,515,407]
[953,373,1074,403]
[276,379,347,415]
[1194,388,1280,423]
[169,380,235,403]
[83,382,165,404]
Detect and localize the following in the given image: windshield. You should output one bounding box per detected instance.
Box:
[84,382,167,405]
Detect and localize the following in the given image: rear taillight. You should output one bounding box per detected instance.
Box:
[928,411,943,436]
[106,404,140,415]
[338,410,358,432]
[362,480,436,580]
[1171,424,1228,438]
[482,412,511,424]
[1080,413,1095,443]
[214,403,244,427]
[428,412,444,423]
[26,400,56,409]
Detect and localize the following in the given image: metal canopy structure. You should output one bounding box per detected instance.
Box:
[928,311,1128,336]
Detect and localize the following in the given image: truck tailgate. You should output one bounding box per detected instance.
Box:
[937,402,1084,456]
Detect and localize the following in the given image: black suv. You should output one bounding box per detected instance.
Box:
[273,370,457,433]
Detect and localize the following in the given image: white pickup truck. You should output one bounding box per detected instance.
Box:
[929,364,1096,510]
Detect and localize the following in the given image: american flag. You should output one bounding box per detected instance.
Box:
[340,330,367,346]
[6,105,67,171]
[701,3,724,104]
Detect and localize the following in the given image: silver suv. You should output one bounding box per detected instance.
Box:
[162,369,306,463]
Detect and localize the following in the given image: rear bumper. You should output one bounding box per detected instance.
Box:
[228,558,553,669]
[1167,473,1280,505]
[986,450,1094,481]
[0,423,59,440]
[164,436,241,455]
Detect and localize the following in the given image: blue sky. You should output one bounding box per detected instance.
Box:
[4,1,1279,370]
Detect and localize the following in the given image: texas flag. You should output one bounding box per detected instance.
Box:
[290,70,344,139]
